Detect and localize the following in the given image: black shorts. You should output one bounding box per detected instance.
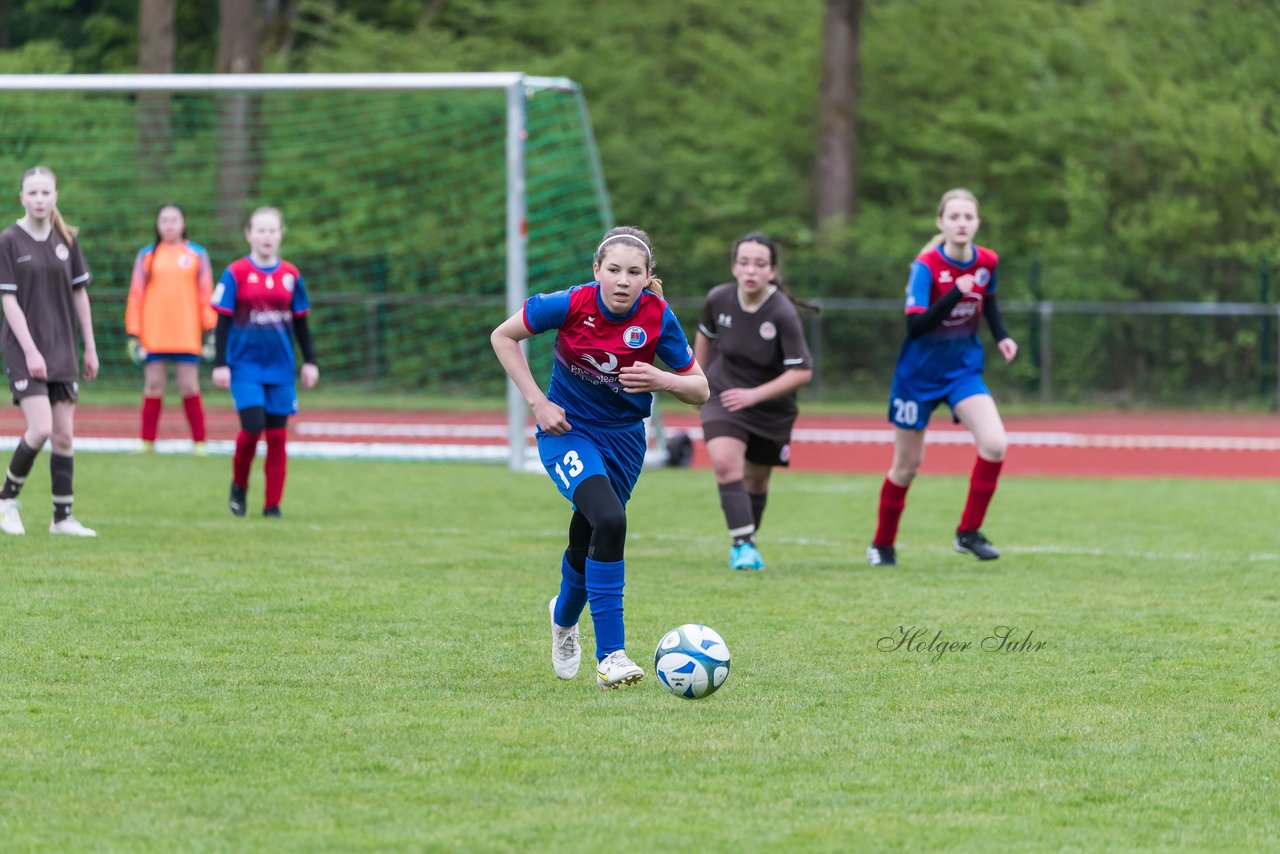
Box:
[10,378,79,406]
[702,420,793,467]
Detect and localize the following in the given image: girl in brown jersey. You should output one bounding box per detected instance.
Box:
[0,166,99,537]
[694,232,814,571]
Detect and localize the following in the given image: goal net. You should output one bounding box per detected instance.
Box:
[0,73,648,468]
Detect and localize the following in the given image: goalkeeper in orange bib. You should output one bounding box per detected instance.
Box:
[124,204,216,454]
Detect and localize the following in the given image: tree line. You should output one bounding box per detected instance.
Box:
[3,0,1278,304]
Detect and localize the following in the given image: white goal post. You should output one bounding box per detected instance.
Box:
[0,72,637,471]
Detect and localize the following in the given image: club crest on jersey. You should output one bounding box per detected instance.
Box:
[975,268,991,286]
[283,273,295,293]
[759,321,777,341]
[623,325,647,348]
[55,244,69,261]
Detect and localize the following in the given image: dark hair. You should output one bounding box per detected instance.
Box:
[153,203,187,246]
[594,225,663,298]
[732,231,820,315]
[145,203,187,277]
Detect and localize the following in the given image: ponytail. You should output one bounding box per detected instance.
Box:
[917,233,945,256]
[645,277,664,299]
[49,208,75,244]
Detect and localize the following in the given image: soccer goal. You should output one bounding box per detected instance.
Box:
[0,72,642,469]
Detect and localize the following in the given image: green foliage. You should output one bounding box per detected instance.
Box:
[2,0,1279,402]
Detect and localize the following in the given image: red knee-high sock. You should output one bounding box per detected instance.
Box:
[233,430,260,488]
[182,394,207,442]
[873,478,910,547]
[959,456,1004,532]
[141,396,163,442]
[263,427,288,509]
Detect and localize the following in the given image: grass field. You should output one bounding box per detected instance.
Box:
[1,452,1277,850]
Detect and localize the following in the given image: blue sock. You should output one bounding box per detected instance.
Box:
[554,551,588,627]
[585,557,626,660]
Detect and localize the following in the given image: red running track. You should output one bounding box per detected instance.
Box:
[0,404,1276,479]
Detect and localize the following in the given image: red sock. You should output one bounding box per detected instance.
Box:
[182,394,207,442]
[141,396,163,442]
[873,478,909,546]
[263,427,288,509]
[233,429,260,488]
[959,456,1004,531]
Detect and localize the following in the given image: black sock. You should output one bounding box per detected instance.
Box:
[749,491,768,532]
[0,438,39,499]
[51,452,73,522]
[718,480,755,545]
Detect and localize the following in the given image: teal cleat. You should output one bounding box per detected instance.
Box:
[729,542,766,571]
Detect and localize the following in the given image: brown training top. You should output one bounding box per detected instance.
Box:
[697,282,813,438]
[0,223,91,383]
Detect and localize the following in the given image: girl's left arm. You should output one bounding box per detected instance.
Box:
[73,287,98,380]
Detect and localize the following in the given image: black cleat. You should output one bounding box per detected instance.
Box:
[954,529,1000,560]
[263,505,283,518]
[228,483,247,517]
[866,544,897,567]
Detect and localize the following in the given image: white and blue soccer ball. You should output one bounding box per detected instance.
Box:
[654,624,731,699]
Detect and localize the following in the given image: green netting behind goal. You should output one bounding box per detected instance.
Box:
[0,79,609,399]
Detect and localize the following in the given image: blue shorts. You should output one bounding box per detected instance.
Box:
[230,378,298,417]
[145,353,200,364]
[887,373,989,430]
[537,421,647,507]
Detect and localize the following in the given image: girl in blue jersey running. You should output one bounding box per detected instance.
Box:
[867,188,1018,568]
[491,226,709,690]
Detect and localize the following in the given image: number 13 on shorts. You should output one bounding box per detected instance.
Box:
[537,432,609,502]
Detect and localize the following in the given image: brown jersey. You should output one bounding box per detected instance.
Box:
[0,223,91,383]
[697,282,813,438]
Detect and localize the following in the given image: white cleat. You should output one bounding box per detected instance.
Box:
[49,516,97,537]
[0,498,24,535]
[549,596,583,680]
[596,649,644,690]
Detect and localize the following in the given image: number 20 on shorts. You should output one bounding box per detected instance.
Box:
[892,397,919,427]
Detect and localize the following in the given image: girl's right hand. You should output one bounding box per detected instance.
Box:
[532,399,571,435]
[25,350,47,380]
[211,366,231,389]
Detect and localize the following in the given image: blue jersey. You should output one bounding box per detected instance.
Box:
[212,256,310,384]
[523,282,695,430]
[896,244,999,385]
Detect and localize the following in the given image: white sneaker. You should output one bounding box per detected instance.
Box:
[596,649,644,690]
[0,498,24,535]
[549,596,582,680]
[49,516,97,537]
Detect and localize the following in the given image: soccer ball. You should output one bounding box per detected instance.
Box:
[654,624,731,699]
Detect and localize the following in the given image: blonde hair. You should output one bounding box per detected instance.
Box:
[918,187,979,255]
[595,225,663,298]
[246,206,284,230]
[21,165,76,244]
